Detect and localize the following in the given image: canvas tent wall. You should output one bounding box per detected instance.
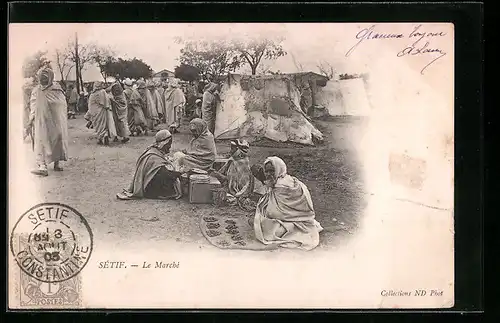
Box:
[214,74,323,146]
[315,78,372,117]
[289,72,329,115]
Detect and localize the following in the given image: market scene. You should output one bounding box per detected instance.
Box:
[19,25,370,252]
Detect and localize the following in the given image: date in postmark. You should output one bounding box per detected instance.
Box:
[10,203,93,307]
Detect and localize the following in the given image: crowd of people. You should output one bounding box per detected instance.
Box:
[83,76,217,146]
[22,65,323,251]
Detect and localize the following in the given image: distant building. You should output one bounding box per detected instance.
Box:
[58,76,115,92]
[152,69,175,82]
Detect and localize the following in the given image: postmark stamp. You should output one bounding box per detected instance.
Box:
[10,203,93,287]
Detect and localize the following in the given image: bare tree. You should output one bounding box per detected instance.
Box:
[288,52,313,116]
[22,51,50,82]
[232,37,287,75]
[88,45,116,82]
[241,61,273,75]
[256,62,272,75]
[289,52,306,93]
[290,52,304,72]
[55,49,74,89]
[177,38,241,83]
[64,40,98,90]
[317,61,337,80]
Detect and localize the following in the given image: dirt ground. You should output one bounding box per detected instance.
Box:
[27,114,367,253]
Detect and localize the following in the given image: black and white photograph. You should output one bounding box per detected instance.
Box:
[9,22,455,309]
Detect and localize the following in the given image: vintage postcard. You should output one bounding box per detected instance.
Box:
[8,22,454,309]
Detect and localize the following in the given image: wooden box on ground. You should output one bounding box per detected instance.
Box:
[189,174,222,204]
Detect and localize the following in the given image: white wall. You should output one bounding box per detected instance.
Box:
[315,79,372,117]
[215,75,323,145]
[315,81,344,115]
[339,78,371,117]
[215,77,247,138]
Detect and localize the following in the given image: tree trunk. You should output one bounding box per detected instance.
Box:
[251,65,257,75]
[59,70,66,91]
[309,80,316,106]
[308,80,316,116]
[79,69,84,91]
[75,33,81,93]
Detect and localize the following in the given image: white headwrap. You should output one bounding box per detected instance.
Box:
[264,156,287,180]
[152,129,173,150]
[264,156,314,209]
[168,78,180,88]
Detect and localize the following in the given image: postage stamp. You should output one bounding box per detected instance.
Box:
[10,203,92,307]
[19,271,82,307]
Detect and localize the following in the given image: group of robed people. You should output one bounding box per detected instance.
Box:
[23,66,323,251]
[118,123,324,251]
[84,77,189,145]
[23,64,223,177]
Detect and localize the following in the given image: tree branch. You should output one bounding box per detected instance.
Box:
[255,50,265,69]
[65,65,74,80]
[242,53,254,69]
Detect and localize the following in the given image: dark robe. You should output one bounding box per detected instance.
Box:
[127,146,181,199]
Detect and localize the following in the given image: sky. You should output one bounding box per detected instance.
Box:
[9,23,372,82]
[9,22,454,113]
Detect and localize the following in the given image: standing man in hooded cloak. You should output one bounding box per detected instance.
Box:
[123,78,148,136]
[163,78,186,133]
[24,66,69,176]
[106,82,130,143]
[201,82,220,135]
[85,81,118,145]
[137,80,159,131]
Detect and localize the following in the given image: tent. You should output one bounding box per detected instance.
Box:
[315,77,372,117]
[214,73,324,146]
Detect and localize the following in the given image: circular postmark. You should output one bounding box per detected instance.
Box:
[10,203,93,283]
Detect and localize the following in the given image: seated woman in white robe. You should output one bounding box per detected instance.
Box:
[253,156,323,251]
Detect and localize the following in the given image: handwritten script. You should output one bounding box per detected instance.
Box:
[346,25,448,75]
